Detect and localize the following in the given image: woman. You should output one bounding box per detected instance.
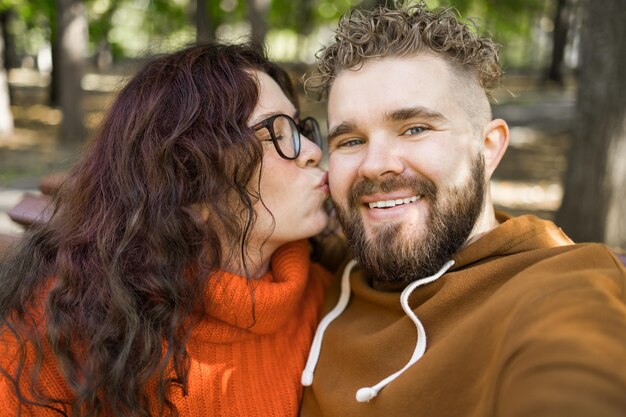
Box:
[0,42,334,416]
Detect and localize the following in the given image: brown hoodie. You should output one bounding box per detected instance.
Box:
[301,214,626,417]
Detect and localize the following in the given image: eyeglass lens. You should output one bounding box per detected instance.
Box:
[300,118,322,147]
[272,115,299,159]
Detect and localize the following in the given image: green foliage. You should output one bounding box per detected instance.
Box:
[1,0,53,56]
[266,0,360,33]
[413,0,549,68]
[144,0,188,32]
[5,0,559,68]
[88,0,121,45]
[4,0,53,28]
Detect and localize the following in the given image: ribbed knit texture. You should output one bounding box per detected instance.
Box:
[0,239,331,416]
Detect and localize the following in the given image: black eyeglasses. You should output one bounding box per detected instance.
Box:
[252,114,322,160]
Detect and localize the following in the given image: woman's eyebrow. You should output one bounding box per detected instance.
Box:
[250,109,298,128]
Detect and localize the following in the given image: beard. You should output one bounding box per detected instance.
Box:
[334,154,486,288]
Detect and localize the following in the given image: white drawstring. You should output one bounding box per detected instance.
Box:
[301,259,357,386]
[355,260,455,402]
[301,259,455,403]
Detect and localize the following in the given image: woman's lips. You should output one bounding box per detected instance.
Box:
[317,172,329,193]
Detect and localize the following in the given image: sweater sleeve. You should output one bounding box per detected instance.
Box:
[0,376,20,417]
[0,331,26,416]
[0,328,72,416]
[496,247,626,417]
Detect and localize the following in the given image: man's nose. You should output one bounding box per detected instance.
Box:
[358,137,404,179]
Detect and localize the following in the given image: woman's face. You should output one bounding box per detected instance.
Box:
[247,71,329,254]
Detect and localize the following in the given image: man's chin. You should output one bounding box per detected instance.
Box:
[362,220,426,246]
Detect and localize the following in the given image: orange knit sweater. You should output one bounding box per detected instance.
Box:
[0,240,331,416]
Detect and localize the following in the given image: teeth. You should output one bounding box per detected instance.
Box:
[368,195,420,209]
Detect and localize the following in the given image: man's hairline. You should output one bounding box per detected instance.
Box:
[326,52,489,99]
[325,52,492,134]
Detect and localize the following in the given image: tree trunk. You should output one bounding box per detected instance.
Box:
[55,0,87,143]
[246,0,270,46]
[556,0,626,248]
[295,0,314,36]
[195,0,215,43]
[546,0,570,85]
[0,9,18,70]
[0,13,14,137]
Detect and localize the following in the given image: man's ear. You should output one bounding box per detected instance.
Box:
[482,118,509,178]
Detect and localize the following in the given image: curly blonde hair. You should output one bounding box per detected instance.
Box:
[307,2,501,98]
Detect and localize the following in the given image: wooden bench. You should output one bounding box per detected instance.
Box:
[6,172,66,228]
[0,172,67,260]
[7,192,53,226]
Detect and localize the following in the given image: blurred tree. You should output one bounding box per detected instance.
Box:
[55,0,87,143]
[557,0,626,247]
[195,0,212,42]
[17,0,60,105]
[294,0,315,36]
[247,0,270,46]
[87,0,121,69]
[0,0,19,137]
[0,6,13,136]
[433,0,544,68]
[0,7,18,69]
[142,0,189,51]
[359,0,388,9]
[546,0,572,85]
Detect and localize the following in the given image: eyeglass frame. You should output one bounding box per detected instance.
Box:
[251,113,323,160]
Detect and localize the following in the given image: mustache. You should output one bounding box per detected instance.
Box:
[348,174,437,208]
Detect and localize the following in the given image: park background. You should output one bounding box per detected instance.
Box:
[0,0,624,250]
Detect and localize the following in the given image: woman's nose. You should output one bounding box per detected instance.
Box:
[296,135,323,167]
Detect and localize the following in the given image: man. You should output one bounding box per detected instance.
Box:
[300,3,626,416]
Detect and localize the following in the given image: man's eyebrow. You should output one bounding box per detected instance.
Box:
[327,121,358,144]
[386,106,447,123]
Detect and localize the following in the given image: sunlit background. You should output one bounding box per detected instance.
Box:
[0,0,623,248]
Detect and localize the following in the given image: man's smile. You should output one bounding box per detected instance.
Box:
[367,195,421,209]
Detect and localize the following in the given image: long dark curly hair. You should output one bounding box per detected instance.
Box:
[0,42,298,417]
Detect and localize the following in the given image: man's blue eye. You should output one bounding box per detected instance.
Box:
[403,126,425,135]
[338,139,363,148]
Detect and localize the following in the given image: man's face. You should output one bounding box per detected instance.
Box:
[327,54,487,286]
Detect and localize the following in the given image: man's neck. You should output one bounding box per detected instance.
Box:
[464,202,500,248]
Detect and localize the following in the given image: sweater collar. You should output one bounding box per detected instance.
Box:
[191,239,311,343]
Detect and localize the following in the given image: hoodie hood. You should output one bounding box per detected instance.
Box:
[451,213,573,270]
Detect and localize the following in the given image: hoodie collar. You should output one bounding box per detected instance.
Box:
[451,212,573,271]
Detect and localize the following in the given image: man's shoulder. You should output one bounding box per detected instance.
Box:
[498,242,626,311]
[612,248,626,267]
[534,242,626,272]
